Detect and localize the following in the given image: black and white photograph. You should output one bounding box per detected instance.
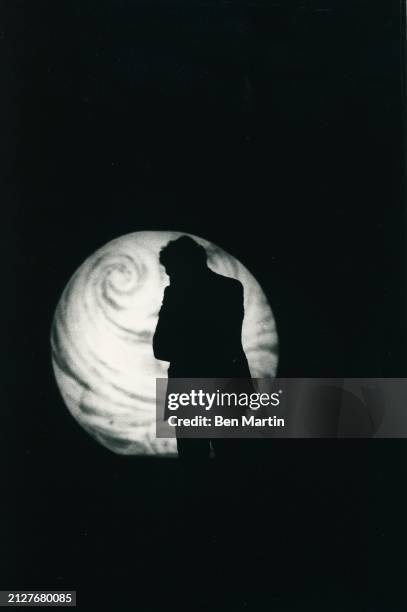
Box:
[2,0,406,610]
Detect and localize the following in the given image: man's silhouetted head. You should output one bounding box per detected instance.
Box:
[159,236,207,279]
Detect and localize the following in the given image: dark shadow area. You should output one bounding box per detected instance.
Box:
[2,0,406,609]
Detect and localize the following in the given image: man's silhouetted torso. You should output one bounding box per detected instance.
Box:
[153,268,251,380]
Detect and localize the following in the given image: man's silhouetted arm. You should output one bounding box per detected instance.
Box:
[153,286,175,362]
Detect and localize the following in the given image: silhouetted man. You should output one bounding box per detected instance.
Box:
[153,236,255,582]
[153,236,252,461]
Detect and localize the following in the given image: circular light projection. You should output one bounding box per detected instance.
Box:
[51,231,278,456]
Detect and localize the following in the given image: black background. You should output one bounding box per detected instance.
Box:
[2,1,406,610]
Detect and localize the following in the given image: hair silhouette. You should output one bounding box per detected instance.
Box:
[159,236,207,274]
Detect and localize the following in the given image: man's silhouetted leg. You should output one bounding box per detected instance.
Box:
[176,437,211,462]
[176,439,211,514]
[208,438,252,603]
[175,437,212,588]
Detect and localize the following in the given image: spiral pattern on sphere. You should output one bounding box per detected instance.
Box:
[51,231,278,456]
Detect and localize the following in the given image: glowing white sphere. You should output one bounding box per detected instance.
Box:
[51,231,278,456]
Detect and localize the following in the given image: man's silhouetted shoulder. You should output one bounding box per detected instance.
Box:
[209,271,244,310]
[209,270,243,292]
